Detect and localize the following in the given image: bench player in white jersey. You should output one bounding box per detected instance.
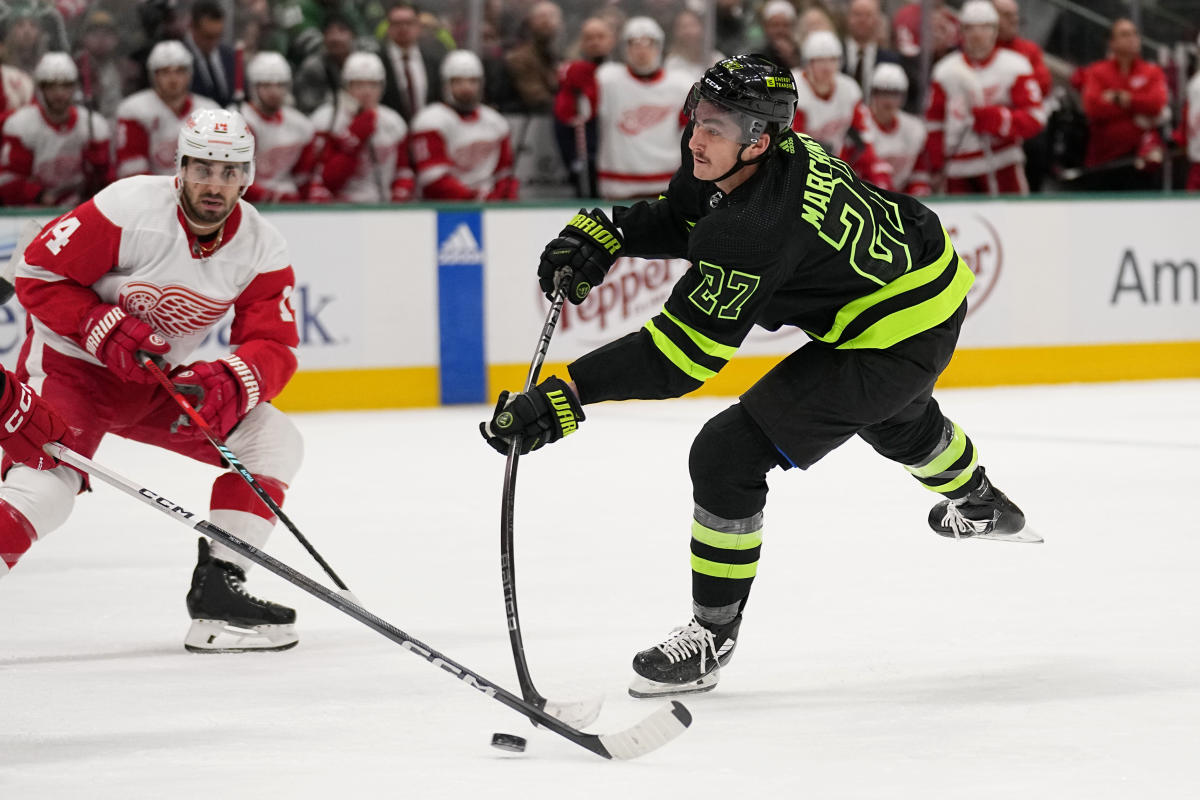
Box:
[1182,68,1200,191]
[791,31,892,188]
[860,63,931,195]
[594,17,692,200]
[115,40,218,179]
[309,52,413,203]
[238,51,317,203]
[925,1,1045,195]
[410,50,516,201]
[0,52,113,206]
[0,109,306,653]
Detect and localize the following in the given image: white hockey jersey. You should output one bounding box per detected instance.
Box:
[115,90,219,178]
[860,107,929,192]
[594,63,692,200]
[15,176,298,394]
[310,100,411,203]
[0,104,112,206]
[1186,72,1200,163]
[409,102,515,200]
[238,102,316,201]
[791,71,863,155]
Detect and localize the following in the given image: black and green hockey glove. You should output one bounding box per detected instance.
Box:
[479,376,586,455]
[537,207,624,304]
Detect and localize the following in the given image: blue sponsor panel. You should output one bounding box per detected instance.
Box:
[436,210,485,404]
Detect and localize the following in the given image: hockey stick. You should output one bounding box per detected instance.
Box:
[47,442,692,760]
[140,357,357,601]
[500,269,603,729]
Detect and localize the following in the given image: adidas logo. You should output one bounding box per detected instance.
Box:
[438,222,483,265]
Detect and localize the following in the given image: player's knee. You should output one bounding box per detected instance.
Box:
[690,404,778,519]
[0,464,82,537]
[226,404,304,483]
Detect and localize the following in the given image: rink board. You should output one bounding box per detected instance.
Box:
[0,196,1197,410]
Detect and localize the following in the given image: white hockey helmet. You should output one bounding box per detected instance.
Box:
[761,0,797,23]
[175,108,256,189]
[441,49,484,82]
[247,51,292,86]
[623,16,664,44]
[33,52,78,84]
[342,51,385,85]
[147,39,194,73]
[802,30,843,63]
[960,0,1000,26]
[871,62,909,94]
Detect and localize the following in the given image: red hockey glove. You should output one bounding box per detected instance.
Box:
[0,371,66,470]
[347,108,377,147]
[172,356,262,437]
[479,376,585,455]
[971,105,1013,137]
[79,305,169,384]
[537,208,624,304]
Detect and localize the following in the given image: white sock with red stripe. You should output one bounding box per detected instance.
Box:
[207,471,287,573]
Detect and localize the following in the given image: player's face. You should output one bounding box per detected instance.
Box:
[807,57,839,87]
[625,37,660,74]
[449,76,482,109]
[962,23,998,61]
[580,20,615,59]
[870,90,902,120]
[689,100,746,181]
[180,158,245,227]
[154,65,191,104]
[255,81,288,113]
[348,80,382,110]
[40,81,75,116]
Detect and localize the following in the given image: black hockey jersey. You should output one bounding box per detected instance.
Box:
[568,128,974,404]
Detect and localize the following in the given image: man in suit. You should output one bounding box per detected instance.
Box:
[380,1,447,124]
[185,0,237,108]
[842,0,900,98]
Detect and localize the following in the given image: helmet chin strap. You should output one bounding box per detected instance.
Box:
[711,139,773,185]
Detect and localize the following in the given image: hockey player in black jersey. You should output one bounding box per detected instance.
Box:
[481,54,1035,699]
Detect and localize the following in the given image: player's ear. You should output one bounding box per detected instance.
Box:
[745,132,771,159]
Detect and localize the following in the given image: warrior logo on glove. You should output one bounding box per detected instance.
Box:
[480,377,585,455]
[537,208,624,305]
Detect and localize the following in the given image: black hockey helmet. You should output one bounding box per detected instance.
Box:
[685,54,798,144]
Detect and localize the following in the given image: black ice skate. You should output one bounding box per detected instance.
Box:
[628,615,741,698]
[928,469,1041,543]
[185,538,299,652]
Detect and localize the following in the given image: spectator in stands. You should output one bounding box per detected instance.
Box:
[1080,18,1168,191]
[115,40,218,178]
[3,4,47,75]
[759,0,800,71]
[925,0,1044,195]
[554,15,616,198]
[0,52,33,124]
[860,62,930,195]
[714,0,750,57]
[593,16,692,200]
[74,10,124,122]
[129,0,188,93]
[239,51,317,204]
[664,8,725,82]
[293,14,355,115]
[797,6,836,44]
[505,0,562,114]
[184,0,236,108]
[0,52,111,206]
[994,0,1052,191]
[892,0,958,112]
[410,50,517,201]
[842,0,900,97]
[309,51,414,204]
[380,1,447,125]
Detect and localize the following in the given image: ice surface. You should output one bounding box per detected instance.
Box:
[3,381,1198,798]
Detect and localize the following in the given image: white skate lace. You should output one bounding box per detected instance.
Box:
[941,502,992,539]
[655,620,718,671]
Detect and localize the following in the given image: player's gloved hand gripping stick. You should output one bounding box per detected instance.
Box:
[140,356,359,602]
[536,207,624,304]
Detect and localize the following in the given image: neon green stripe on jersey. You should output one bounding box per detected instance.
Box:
[661,309,737,361]
[905,422,968,478]
[839,257,974,350]
[691,520,763,551]
[690,554,759,580]
[644,319,719,381]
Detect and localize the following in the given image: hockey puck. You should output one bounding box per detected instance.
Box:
[490,732,527,753]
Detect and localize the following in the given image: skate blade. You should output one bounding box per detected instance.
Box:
[184,619,298,653]
[628,671,719,699]
[972,525,1044,544]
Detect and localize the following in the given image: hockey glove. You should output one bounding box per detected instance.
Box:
[479,376,586,455]
[79,304,170,384]
[537,208,623,304]
[172,356,262,438]
[346,108,377,149]
[971,105,1013,137]
[0,371,67,470]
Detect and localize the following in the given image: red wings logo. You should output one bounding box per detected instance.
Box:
[617,105,674,136]
[214,122,229,133]
[120,282,232,337]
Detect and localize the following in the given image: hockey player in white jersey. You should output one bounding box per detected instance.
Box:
[594,16,693,200]
[0,52,113,205]
[115,40,218,179]
[0,109,305,653]
[410,50,517,201]
[309,52,413,203]
[1182,68,1200,191]
[238,51,317,203]
[860,63,931,195]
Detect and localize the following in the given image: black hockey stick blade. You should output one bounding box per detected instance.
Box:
[49,443,691,760]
